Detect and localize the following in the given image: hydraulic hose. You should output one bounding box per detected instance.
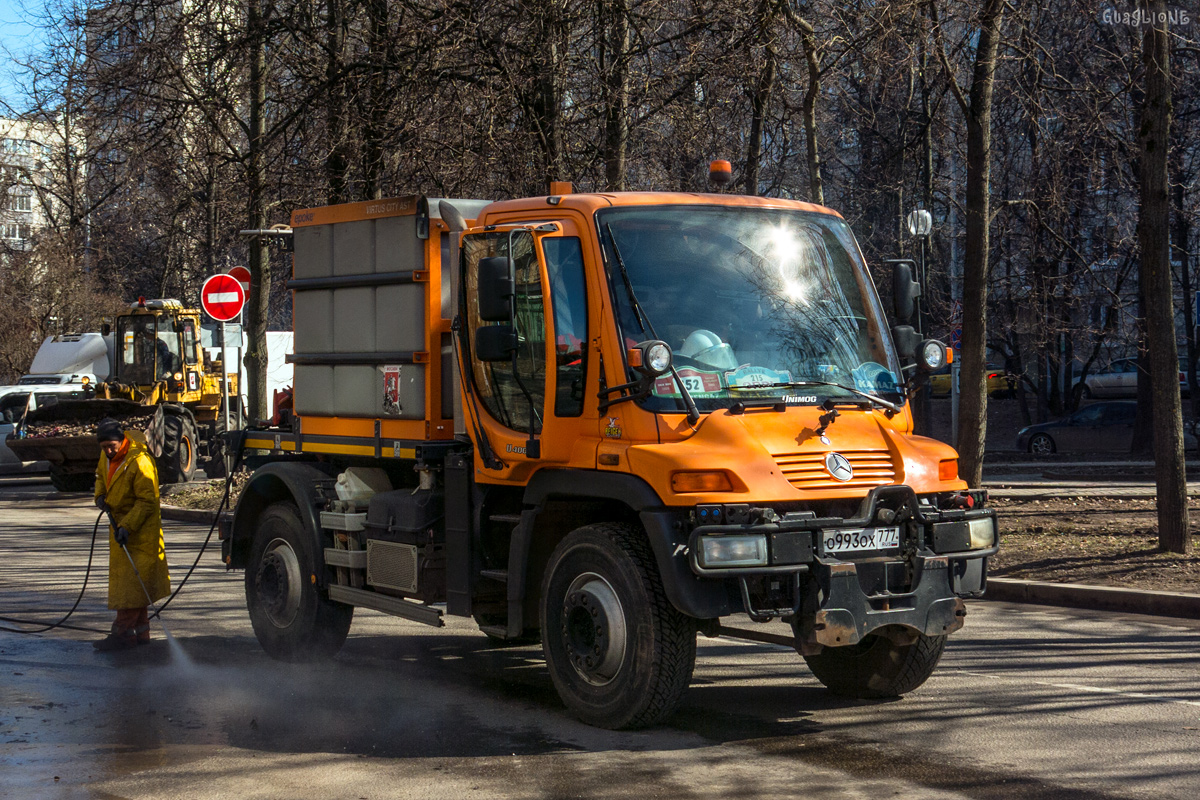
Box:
[0,429,247,634]
[0,509,107,634]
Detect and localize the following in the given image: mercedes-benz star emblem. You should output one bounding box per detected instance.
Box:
[824,452,854,482]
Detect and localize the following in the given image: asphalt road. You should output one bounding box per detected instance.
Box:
[2,496,1200,799]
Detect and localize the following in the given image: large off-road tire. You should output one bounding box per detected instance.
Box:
[540,523,696,730]
[202,419,228,479]
[803,630,946,699]
[246,502,353,661]
[48,466,94,493]
[158,411,198,484]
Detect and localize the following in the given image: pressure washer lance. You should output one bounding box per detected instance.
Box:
[103,505,175,641]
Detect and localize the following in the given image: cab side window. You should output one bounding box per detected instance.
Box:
[464,231,546,434]
[543,238,587,417]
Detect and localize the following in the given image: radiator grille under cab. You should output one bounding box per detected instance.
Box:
[772,449,895,491]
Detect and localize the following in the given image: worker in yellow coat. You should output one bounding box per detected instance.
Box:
[92,418,171,651]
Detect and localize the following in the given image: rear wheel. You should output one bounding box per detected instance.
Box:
[803,630,946,698]
[159,411,198,484]
[540,523,696,729]
[245,502,352,661]
[1029,433,1055,455]
[49,466,94,493]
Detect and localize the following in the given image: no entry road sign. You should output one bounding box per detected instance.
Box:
[227,265,251,293]
[201,273,246,322]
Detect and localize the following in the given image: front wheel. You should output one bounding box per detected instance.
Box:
[246,502,352,661]
[803,630,946,698]
[540,523,696,729]
[1029,433,1056,455]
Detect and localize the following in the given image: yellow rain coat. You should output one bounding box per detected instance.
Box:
[94,434,171,609]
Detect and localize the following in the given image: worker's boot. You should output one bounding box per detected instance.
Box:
[134,623,151,645]
[93,625,136,652]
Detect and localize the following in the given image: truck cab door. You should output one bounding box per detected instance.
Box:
[460,224,592,481]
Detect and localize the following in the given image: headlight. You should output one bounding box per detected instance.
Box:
[628,339,673,377]
[968,518,995,549]
[697,535,768,568]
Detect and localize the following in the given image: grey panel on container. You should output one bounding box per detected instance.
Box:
[334,365,377,416]
[375,364,426,419]
[294,365,334,415]
[293,290,333,353]
[334,220,373,276]
[375,216,423,273]
[334,287,376,353]
[293,226,333,279]
[375,285,425,352]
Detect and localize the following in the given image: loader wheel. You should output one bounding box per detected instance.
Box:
[49,466,94,493]
[540,523,696,729]
[159,412,197,484]
[203,416,228,479]
[803,630,946,699]
[246,502,352,662]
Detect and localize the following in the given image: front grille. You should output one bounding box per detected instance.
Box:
[772,449,896,492]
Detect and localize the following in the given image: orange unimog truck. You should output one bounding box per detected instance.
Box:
[222,186,996,729]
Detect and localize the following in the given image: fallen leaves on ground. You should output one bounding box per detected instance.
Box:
[991,496,1200,593]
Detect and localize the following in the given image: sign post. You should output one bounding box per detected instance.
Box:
[201,274,247,439]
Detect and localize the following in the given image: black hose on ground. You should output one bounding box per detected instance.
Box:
[0,509,107,634]
[0,429,248,634]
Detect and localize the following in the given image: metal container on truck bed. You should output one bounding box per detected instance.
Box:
[285,196,488,451]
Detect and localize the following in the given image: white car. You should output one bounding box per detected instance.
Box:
[1081,357,1189,398]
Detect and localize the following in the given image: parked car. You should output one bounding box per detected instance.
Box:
[1080,356,1189,398]
[930,363,1014,397]
[1016,400,1198,454]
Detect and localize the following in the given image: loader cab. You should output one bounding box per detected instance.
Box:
[113,300,196,390]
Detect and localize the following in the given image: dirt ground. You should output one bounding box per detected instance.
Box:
[990,496,1200,593]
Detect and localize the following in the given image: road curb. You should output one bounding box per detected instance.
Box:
[985,577,1200,619]
[161,505,221,524]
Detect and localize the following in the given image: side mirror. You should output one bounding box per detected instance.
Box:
[475,324,518,362]
[478,256,515,322]
[101,323,111,336]
[890,260,920,323]
[892,325,921,361]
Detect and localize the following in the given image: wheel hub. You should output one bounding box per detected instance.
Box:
[561,573,626,685]
[255,539,302,627]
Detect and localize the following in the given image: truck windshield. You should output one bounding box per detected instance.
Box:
[599,205,902,412]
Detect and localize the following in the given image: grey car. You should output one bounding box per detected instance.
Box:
[1016,400,1198,454]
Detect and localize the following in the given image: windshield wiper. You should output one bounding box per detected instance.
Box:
[728,380,902,416]
[602,224,700,426]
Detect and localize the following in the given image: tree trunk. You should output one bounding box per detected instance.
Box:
[244,0,270,424]
[1136,0,1189,553]
[954,0,1005,487]
[601,0,630,191]
[744,0,777,197]
[797,22,823,206]
[325,0,348,204]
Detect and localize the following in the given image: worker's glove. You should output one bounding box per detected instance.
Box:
[95,495,107,511]
[114,527,131,547]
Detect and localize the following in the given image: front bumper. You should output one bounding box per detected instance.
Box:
[682,485,996,645]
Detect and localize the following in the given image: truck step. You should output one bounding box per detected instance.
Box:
[488,513,523,525]
[479,569,508,583]
[478,625,508,639]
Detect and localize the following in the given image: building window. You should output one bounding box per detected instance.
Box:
[1,138,32,155]
[1,223,32,241]
[7,194,32,212]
